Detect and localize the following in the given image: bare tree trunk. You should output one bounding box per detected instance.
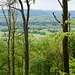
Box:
[62,0,69,74]
[8,5,11,75]
[11,25,15,75]
[52,0,69,74]
[25,1,30,75]
[1,5,11,75]
[11,8,16,75]
[18,0,30,75]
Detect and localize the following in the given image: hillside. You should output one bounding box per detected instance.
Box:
[0,10,75,26]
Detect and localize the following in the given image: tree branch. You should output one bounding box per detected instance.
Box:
[1,7,9,25]
[19,0,25,21]
[53,12,63,26]
[58,0,63,8]
[53,12,61,23]
[15,32,24,37]
[26,0,30,26]
[7,0,17,6]
[10,6,21,11]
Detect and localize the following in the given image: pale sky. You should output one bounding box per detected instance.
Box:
[30,0,75,10]
[0,0,74,10]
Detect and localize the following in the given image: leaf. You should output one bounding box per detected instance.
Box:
[67,0,71,1]
[27,0,35,3]
[66,20,75,24]
[33,0,35,3]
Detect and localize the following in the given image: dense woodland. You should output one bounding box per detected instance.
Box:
[0,0,75,75]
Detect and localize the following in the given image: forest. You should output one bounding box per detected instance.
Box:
[0,0,75,75]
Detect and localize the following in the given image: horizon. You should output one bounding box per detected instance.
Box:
[0,9,75,11]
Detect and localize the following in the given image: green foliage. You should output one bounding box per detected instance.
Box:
[69,32,75,58]
[29,35,63,75]
[0,31,75,75]
[70,57,75,75]
[32,0,35,3]
[67,0,71,1]
[24,0,35,3]
[66,20,75,24]
[59,71,68,75]
[0,39,7,75]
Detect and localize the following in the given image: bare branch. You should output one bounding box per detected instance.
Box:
[1,7,9,25]
[10,6,21,11]
[68,12,71,18]
[6,0,17,6]
[26,0,30,25]
[0,0,17,7]
[19,0,25,21]
[53,12,61,23]
[15,32,24,37]
[58,0,63,8]
[0,1,12,7]
[53,12,63,26]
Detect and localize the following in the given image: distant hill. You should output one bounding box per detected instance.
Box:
[0,9,75,26]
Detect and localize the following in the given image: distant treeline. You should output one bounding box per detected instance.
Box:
[0,21,59,26]
[0,10,74,26]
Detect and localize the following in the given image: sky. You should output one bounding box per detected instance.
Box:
[30,0,75,10]
[0,0,74,10]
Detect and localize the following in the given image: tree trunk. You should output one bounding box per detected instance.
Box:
[23,21,29,75]
[8,5,11,75]
[18,0,30,75]
[11,9,15,75]
[2,5,11,75]
[25,1,30,75]
[62,0,69,74]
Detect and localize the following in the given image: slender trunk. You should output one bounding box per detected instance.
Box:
[12,26,15,75]
[18,0,30,75]
[24,23,29,75]
[8,5,11,75]
[8,31,11,75]
[25,1,30,75]
[62,0,69,74]
[2,6,11,75]
[22,57,23,75]
[12,8,16,75]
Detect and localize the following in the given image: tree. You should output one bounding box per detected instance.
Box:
[53,0,69,74]
[18,0,30,75]
[1,2,12,75]
[11,7,16,75]
[18,0,35,75]
[0,1,17,75]
[62,0,69,74]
